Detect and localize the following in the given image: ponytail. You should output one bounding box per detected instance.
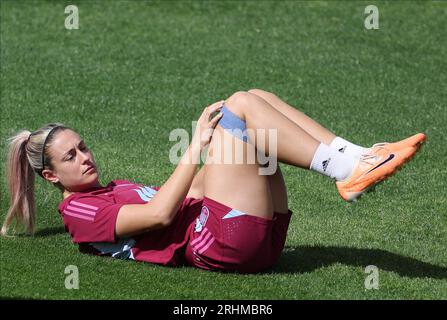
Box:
[1,123,69,236]
[1,131,36,236]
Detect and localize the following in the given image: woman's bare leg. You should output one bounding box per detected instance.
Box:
[203,91,321,219]
[267,165,288,214]
[248,88,336,145]
[221,91,321,168]
[203,124,275,219]
[187,163,288,215]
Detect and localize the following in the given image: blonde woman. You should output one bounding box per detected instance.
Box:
[2,89,425,273]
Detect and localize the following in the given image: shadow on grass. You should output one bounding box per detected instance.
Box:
[270,245,447,279]
[29,230,447,280]
[34,226,66,237]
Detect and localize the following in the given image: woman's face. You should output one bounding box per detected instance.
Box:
[42,129,100,193]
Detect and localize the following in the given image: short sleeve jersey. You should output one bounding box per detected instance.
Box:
[58,179,203,266]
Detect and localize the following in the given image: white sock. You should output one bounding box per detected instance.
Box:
[310,143,357,181]
[330,137,369,159]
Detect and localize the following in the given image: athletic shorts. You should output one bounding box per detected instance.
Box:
[184,196,293,274]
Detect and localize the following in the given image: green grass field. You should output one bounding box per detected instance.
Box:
[1,0,446,300]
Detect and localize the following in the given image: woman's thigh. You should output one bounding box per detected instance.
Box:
[203,124,275,220]
[267,164,289,214]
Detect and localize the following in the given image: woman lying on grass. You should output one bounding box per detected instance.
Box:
[2,89,425,273]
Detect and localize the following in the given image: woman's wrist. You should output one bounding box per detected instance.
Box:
[180,142,201,165]
[189,141,202,163]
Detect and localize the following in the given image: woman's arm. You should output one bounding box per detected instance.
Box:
[115,101,224,238]
[146,143,202,224]
[115,143,201,237]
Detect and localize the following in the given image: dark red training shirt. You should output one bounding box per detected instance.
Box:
[58,179,203,266]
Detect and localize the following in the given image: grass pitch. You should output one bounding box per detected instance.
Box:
[1,1,446,299]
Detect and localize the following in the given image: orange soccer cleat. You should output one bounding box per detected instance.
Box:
[336,145,418,202]
[367,133,426,154]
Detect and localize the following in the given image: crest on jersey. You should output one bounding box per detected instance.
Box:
[194,206,210,233]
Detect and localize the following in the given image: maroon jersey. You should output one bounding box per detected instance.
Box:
[58,179,203,266]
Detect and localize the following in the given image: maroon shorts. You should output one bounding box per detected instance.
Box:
[184,196,292,274]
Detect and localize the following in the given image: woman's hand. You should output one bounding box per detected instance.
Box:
[191,100,225,151]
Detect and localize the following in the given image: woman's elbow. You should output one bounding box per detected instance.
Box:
[136,215,171,236]
[155,211,173,228]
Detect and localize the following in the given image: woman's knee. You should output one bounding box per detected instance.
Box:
[224,91,257,120]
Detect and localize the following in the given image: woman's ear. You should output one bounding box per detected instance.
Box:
[42,169,59,184]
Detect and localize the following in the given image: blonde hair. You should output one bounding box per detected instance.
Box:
[2,123,71,236]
